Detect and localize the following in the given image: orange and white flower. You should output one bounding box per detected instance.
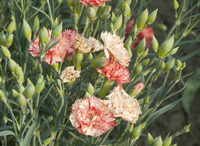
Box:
[85,37,104,53]
[102,86,142,124]
[69,96,115,137]
[60,66,80,83]
[80,0,111,7]
[100,32,130,67]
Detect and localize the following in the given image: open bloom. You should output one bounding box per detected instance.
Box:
[85,37,104,52]
[80,0,111,7]
[101,32,130,67]
[102,86,142,123]
[125,19,154,49]
[96,60,130,86]
[69,96,115,137]
[60,66,81,83]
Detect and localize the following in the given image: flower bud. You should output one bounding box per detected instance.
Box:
[18,73,24,83]
[88,53,93,61]
[147,133,154,145]
[18,84,25,94]
[65,0,73,7]
[102,12,110,19]
[0,51,2,62]
[1,46,10,58]
[84,91,91,98]
[111,12,116,21]
[137,38,146,54]
[0,32,6,45]
[23,83,35,99]
[73,51,84,68]
[142,48,149,58]
[52,22,62,38]
[43,137,51,145]
[0,90,5,100]
[39,27,48,43]
[124,36,132,49]
[128,82,144,97]
[87,7,96,20]
[153,136,162,146]
[151,36,159,53]
[7,20,16,33]
[158,60,165,69]
[171,144,177,146]
[132,125,142,137]
[15,64,23,75]
[181,62,186,69]
[52,18,59,29]
[148,9,158,24]
[33,16,40,33]
[8,59,16,72]
[133,64,142,75]
[87,83,94,95]
[12,89,19,97]
[169,47,179,55]
[22,19,32,38]
[99,78,114,97]
[125,0,131,5]
[35,81,45,92]
[144,96,149,103]
[142,58,150,66]
[163,136,172,146]
[127,47,132,58]
[37,75,44,83]
[156,24,167,31]
[165,58,175,71]
[158,35,174,58]
[129,124,134,132]
[100,5,111,14]
[17,94,26,106]
[51,63,59,69]
[6,34,14,46]
[175,59,182,67]
[137,9,148,29]
[123,3,131,17]
[172,0,179,10]
[92,57,108,68]
[114,14,122,30]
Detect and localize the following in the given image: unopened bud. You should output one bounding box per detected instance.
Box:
[151,36,159,53]
[18,84,25,94]
[0,90,5,100]
[88,53,93,61]
[12,89,19,97]
[114,14,122,30]
[39,27,48,43]
[22,19,32,38]
[100,5,111,14]
[102,12,110,19]
[142,58,150,66]
[123,3,131,17]
[111,12,116,21]
[181,62,186,69]
[128,82,144,97]
[6,33,14,46]
[142,48,149,58]
[51,62,59,69]
[158,60,165,69]
[137,38,146,54]
[171,144,177,146]
[37,75,44,83]
[1,46,10,57]
[129,124,134,132]
[170,47,179,55]
[184,124,190,133]
[172,0,179,10]
[73,51,84,68]
[35,81,45,92]
[17,94,26,106]
[92,57,108,68]
[133,64,142,75]
[15,64,23,75]
[18,73,24,82]
[125,0,131,5]
[157,24,167,31]
[66,0,73,7]
[132,125,142,137]
[0,32,6,45]
[43,137,51,145]
[7,20,16,33]
[124,36,132,49]
[33,16,40,33]
[153,136,162,146]
[52,22,62,38]
[158,35,174,58]
[127,47,132,58]
[84,91,91,98]
[175,59,182,67]
[87,7,96,20]
[148,9,158,24]
[87,83,94,95]
[23,83,35,99]
[8,59,16,72]
[165,58,175,71]
[147,133,154,145]
[137,9,148,29]
[144,96,149,103]
[99,78,114,97]
[163,136,172,146]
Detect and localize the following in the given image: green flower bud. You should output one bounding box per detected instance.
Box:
[26,78,32,85]
[151,36,159,53]
[92,57,108,68]
[142,48,149,58]
[137,38,146,54]
[0,32,6,45]
[181,62,186,69]
[1,46,10,58]
[0,51,2,62]
[163,136,172,146]
[127,47,132,58]
[0,90,5,100]
[22,19,32,38]
[153,136,162,146]
[111,12,116,21]
[158,60,165,69]
[144,96,149,103]
[23,83,35,99]
[172,0,179,10]
[157,24,167,31]
[35,81,45,92]
[12,89,19,97]
[132,125,142,137]
[43,137,51,145]
[125,0,131,5]
[148,9,158,24]
[175,59,182,67]
[94,51,105,61]
[33,16,40,33]
[18,73,24,83]
[124,36,132,49]
[87,7,96,20]
[6,33,14,46]
[100,5,111,14]
[73,51,84,68]
[142,58,150,66]
[17,94,26,106]
[65,0,73,7]
[147,133,154,145]
[99,78,114,97]
[52,18,59,29]
[8,59,16,72]
[87,83,94,95]
[39,27,48,43]
[88,53,93,61]
[158,35,174,58]
[165,58,175,71]
[123,2,131,17]
[171,144,177,146]
[102,12,110,19]
[119,2,125,10]
[51,62,59,69]
[169,47,179,55]
[37,75,44,83]
[15,64,23,75]
[184,124,190,133]
[133,64,142,75]
[114,14,122,30]
[84,91,91,98]
[7,20,16,33]
[18,84,25,94]
[52,22,62,38]
[137,9,148,29]
[129,124,134,132]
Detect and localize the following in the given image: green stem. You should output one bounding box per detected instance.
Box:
[46,0,54,22]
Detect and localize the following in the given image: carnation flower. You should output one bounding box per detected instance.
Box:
[60,66,81,83]
[69,96,115,137]
[100,32,130,67]
[80,0,111,7]
[29,30,67,65]
[102,86,142,123]
[125,19,154,49]
[85,37,104,52]
[72,36,91,53]
[96,60,130,86]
